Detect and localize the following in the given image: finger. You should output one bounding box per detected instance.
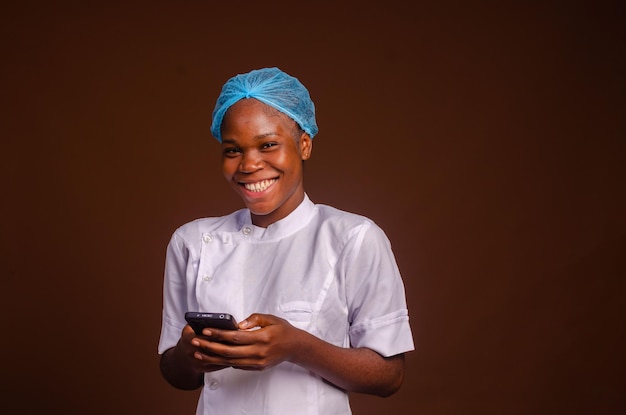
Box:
[200,327,244,341]
[192,338,235,360]
[238,313,278,330]
[209,327,263,346]
[182,324,197,340]
[193,350,231,368]
[198,350,268,371]
[196,341,257,364]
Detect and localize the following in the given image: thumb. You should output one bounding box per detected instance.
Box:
[238,313,275,330]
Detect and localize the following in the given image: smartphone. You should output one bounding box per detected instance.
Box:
[185,312,239,334]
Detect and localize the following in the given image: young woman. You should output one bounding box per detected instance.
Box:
[158,67,414,414]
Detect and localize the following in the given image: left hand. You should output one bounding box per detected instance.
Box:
[191,313,306,371]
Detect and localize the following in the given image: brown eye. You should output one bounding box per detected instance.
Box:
[223,147,241,157]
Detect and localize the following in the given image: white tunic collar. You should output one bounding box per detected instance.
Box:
[236,193,316,241]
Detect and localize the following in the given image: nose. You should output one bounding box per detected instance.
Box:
[239,150,263,173]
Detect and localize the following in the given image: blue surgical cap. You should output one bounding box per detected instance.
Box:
[210,67,318,142]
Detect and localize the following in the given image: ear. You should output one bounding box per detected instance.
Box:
[299,133,313,161]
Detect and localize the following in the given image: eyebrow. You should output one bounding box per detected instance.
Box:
[254,132,278,140]
[222,132,278,144]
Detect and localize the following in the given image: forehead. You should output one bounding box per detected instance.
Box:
[222,99,297,134]
[225,99,290,122]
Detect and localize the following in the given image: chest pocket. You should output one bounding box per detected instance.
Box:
[277,301,316,330]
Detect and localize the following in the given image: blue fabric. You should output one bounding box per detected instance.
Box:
[210,67,318,142]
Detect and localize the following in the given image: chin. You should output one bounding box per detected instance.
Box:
[246,202,275,217]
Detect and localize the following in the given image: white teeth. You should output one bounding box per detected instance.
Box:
[244,179,276,192]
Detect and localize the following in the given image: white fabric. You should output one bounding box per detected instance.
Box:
[158,194,414,415]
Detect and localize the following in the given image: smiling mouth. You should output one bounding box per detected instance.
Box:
[242,179,276,192]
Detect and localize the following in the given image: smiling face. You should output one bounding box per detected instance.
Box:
[220,99,312,228]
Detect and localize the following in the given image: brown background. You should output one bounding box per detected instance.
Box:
[1,1,624,414]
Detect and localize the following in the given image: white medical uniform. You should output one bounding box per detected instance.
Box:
[158,195,414,415]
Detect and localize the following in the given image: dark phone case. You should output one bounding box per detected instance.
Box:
[185,312,238,334]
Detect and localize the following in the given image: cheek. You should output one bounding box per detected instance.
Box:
[275,152,301,171]
[222,159,237,179]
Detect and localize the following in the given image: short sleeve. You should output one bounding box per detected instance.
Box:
[342,222,415,357]
[157,232,191,354]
